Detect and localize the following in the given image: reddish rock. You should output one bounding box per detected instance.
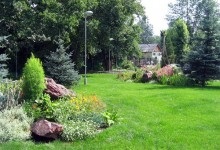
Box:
[31,119,63,140]
[44,78,75,99]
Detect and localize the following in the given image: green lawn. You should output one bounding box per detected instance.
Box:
[1,73,220,150]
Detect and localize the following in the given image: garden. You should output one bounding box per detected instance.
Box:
[0,0,219,149]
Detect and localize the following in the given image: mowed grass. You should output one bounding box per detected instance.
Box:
[1,73,220,150]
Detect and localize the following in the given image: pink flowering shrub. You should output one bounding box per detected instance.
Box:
[156,65,174,77]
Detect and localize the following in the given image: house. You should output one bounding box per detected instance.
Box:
[135,44,162,66]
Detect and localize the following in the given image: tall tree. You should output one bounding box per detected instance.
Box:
[160,30,169,66]
[162,19,189,65]
[186,0,220,86]
[165,29,175,64]
[0,0,144,74]
[137,15,153,44]
[167,0,203,37]
[86,0,144,70]
[171,18,190,64]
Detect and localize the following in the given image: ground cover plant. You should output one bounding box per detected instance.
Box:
[0,54,109,144]
[1,74,220,149]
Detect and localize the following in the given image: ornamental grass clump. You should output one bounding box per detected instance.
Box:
[22,53,45,101]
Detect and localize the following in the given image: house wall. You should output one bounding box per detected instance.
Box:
[152,52,162,64]
[134,44,162,66]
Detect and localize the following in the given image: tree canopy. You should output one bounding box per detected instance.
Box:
[0,0,145,76]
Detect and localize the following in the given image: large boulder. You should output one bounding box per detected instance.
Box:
[44,78,75,99]
[31,119,63,140]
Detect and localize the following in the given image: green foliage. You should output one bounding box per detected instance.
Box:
[0,80,22,110]
[165,18,190,64]
[165,29,176,63]
[45,39,80,86]
[102,110,119,127]
[158,75,169,85]
[0,54,10,79]
[0,0,144,74]
[22,54,45,101]
[0,106,33,143]
[24,94,55,121]
[167,0,203,39]
[158,74,194,86]
[169,74,194,86]
[52,96,106,142]
[132,69,144,82]
[186,0,220,86]
[61,120,98,142]
[23,94,107,142]
[120,59,135,70]
[117,71,135,81]
[1,74,220,148]
[53,95,105,122]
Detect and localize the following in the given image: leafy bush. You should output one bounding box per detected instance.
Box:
[117,71,135,81]
[52,95,106,142]
[158,75,169,85]
[158,74,194,86]
[53,95,105,121]
[0,80,22,110]
[0,106,33,143]
[169,74,194,86]
[24,94,55,121]
[22,54,45,101]
[120,59,135,70]
[132,69,144,82]
[102,110,120,127]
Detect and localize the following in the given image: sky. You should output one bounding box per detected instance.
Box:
[141,0,220,36]
[140,0,175,36]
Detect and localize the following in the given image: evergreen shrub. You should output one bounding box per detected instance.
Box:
[22,54,45,101]
[0,54,9,79]
[45,39,80,86]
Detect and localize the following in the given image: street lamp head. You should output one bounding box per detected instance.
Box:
[84,11,93,18]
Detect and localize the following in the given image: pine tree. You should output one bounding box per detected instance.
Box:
[0,54,9,80]
[186,0,220,86]
[45,39,80,86]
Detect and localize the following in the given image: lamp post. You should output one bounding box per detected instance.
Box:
[84,11,93,85]
[109,38,114,72]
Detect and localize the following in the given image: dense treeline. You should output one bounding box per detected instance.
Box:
[0,0,144,77]
[162,0,220,86]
